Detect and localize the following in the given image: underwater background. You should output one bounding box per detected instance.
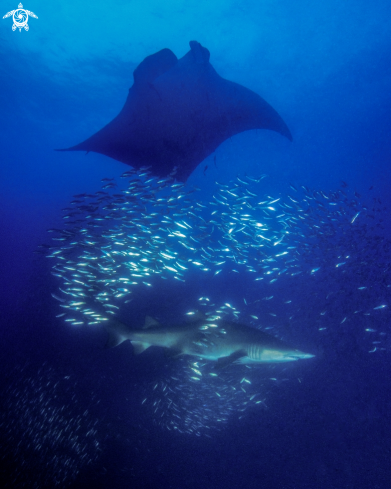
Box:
[1,1,391,487]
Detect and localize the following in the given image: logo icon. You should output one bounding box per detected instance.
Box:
[3,3,38,31]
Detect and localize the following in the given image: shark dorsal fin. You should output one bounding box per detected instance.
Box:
[186,310,206,322]
[143,316,160,329]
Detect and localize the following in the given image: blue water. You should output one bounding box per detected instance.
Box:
[1,1,391,488]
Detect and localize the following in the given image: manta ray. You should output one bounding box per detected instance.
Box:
[58,41,292,181]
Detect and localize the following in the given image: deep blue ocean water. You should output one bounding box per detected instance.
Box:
[1,1,391,488]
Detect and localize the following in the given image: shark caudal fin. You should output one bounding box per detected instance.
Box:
[105,316,156,354]
[104,318,132,348]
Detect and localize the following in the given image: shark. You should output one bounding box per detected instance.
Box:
[105,313,314,368]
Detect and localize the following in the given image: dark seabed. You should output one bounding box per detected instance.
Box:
[1,1,391,488]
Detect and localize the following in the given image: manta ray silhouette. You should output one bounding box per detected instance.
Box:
[58,41,292,181]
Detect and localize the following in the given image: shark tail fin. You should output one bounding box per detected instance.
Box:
[104,318,131,348]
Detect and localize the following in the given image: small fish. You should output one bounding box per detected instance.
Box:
[351,212,360,224]
[51,293,65,302]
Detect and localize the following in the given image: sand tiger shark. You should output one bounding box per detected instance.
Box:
[105,313,314,367]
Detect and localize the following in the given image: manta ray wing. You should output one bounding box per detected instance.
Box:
[58,41,292,181]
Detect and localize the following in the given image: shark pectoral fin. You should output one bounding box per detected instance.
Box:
[164,348,183,359]
[216,350,247,369]
[132,342,150,355]
[143,316,160,329]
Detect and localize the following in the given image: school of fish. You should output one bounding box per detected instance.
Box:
[0,365,101,488]
[35,167,390,435]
